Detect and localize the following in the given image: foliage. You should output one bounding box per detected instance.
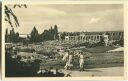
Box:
[85,46,117,53]
[29,26,40,43]
[5,25,59,44]
[39,52,123,70]
[72,41,105,49]
[5,5,20,27]
[40,25,59,41]
[5,28,20,43]
[19,48,35,53]
[28,25,59,43]
[36,50,56,58]
[112,39,124,46]
[5,48,40,77]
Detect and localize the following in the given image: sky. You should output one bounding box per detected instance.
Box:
[6,4,123,34]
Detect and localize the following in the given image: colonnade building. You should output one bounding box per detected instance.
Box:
[59,31,123,43]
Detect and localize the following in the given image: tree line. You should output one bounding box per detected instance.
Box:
[5,28,20,43]
[5,25,59,43]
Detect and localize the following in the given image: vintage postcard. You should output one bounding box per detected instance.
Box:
[2,1,128,80]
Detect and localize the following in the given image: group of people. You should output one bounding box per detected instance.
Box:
[62,50,86,71]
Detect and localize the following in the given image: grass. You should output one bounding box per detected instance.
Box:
[18,52,123,70]
[85,46,118,53]
[17,45,124,70]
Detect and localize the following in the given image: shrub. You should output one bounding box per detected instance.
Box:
[5,48,41,77]
[36,50,57,58]
[19,48,35,53]
[112,39,124,46]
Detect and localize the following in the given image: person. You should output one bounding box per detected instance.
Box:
[67,52,73,70]
[62,50,69,62]
[79,51,84,71]
[64,71,72,77]
[63,50,73,70]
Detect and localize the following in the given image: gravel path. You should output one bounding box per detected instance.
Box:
[63,66,124,77]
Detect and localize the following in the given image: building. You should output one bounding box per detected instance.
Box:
[59,31,123,45]
[65,33,102,43]
[19,34,30,43]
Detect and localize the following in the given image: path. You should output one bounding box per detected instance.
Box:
[63,66,124,77]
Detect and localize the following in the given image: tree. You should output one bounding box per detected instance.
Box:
[9,28,15,43]
[29,26,39,43]
[54,25,59,40]
[5,5,20,28]
[14,32,19,43]
[5,29,8,43]
[6,28,20,43]
[50,26,55,40]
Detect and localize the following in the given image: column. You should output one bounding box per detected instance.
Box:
[98,35,100,41]
[93,35,95,42]
[96,35,97,41]
[69,37,71,41]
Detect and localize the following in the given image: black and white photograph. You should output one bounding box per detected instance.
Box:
[3,3,125,79]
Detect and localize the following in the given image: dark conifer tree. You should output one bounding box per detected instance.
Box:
[54,25,59,40]
[30,26,39,43]
[5,29,8,43]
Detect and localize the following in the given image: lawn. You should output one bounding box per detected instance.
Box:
[18,52,123,70]
[85,46,118,53]
[17,45,124,70]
